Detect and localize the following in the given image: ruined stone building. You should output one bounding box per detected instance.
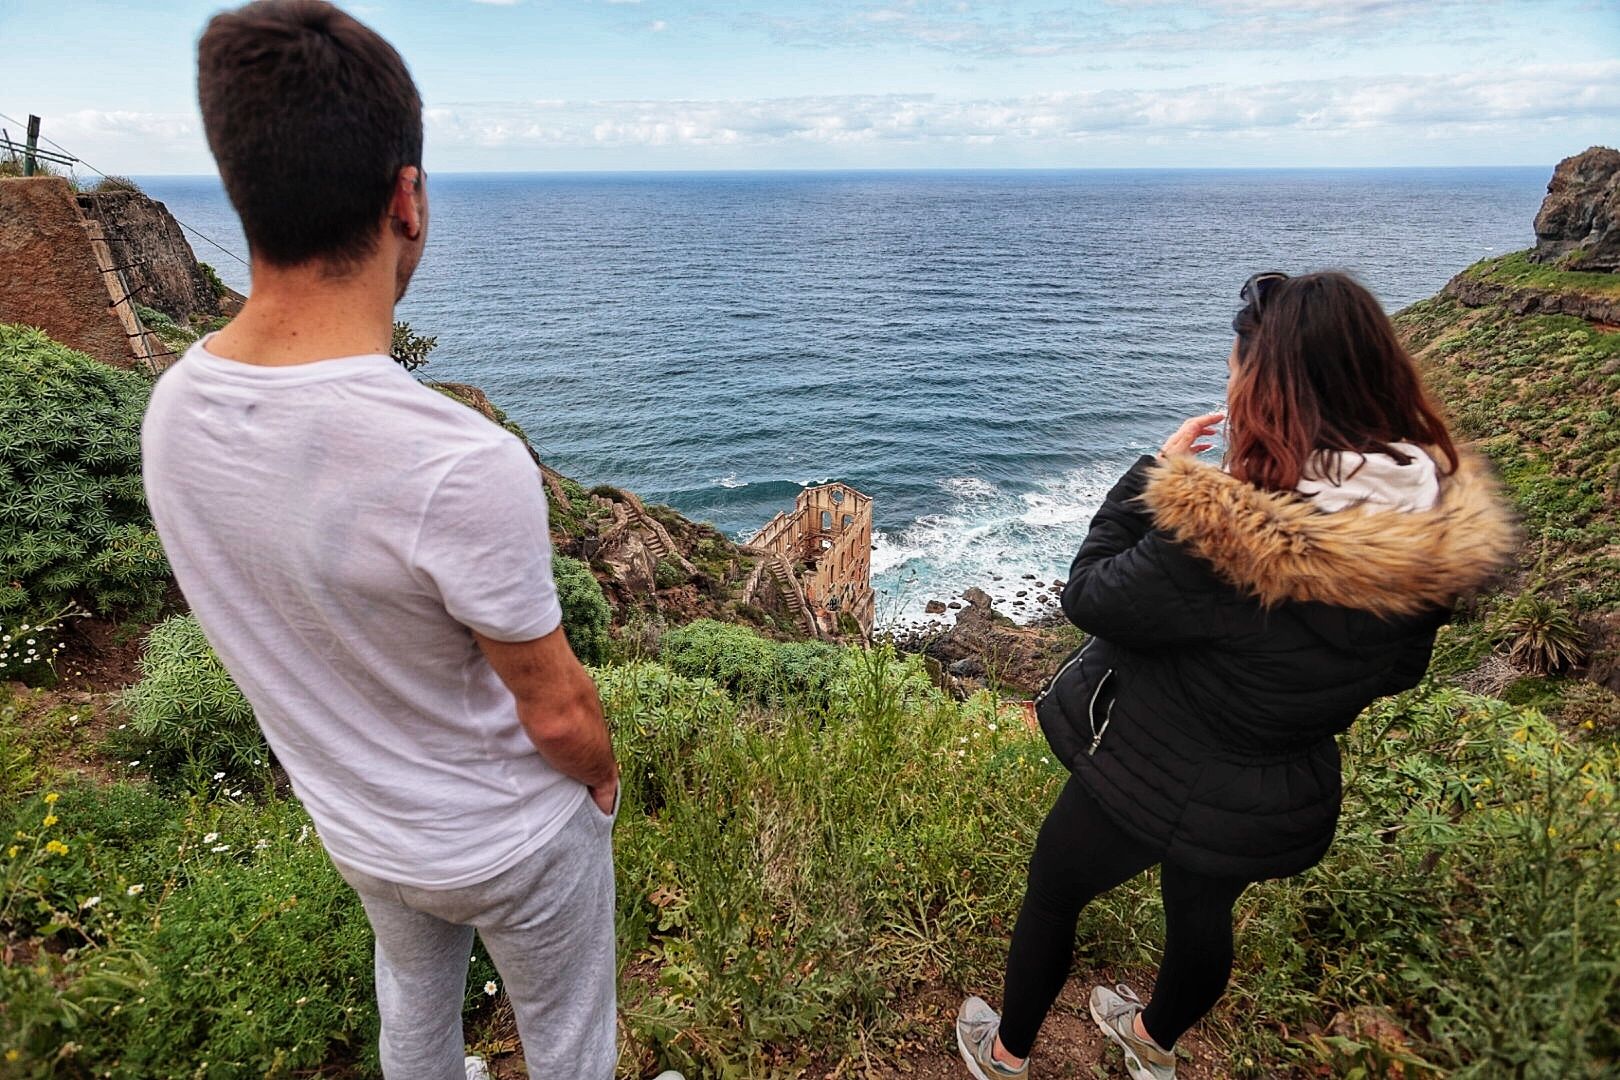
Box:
[749,482,875,636]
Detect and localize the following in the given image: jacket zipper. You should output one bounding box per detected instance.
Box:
[1035,638,1092,706]
[1035,638,1116,756]
[1087,670,1116,756]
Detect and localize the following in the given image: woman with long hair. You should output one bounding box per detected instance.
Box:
[955,271,1517,1080]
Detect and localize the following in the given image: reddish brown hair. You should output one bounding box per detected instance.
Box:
[1226,271,1458,493]
[198,0,422,270]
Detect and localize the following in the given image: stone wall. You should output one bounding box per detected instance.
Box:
[0,177,137,367]
[749,482,875,635]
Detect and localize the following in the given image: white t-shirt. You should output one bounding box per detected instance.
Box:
[142,338,584,888]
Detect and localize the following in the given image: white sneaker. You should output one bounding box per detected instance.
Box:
[652,1073,687,1079]
[464,1056,492,1080]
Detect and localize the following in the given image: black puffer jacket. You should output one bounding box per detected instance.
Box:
[1037,451,1516,880]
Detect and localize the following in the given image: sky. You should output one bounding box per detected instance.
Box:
[2,0,1617,174]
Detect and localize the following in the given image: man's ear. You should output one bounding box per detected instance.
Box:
[389,166,424,241]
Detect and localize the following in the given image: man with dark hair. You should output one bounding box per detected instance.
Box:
[141,4,633,1077]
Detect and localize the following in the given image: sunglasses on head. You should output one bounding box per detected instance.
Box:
[1233,271,1289,336]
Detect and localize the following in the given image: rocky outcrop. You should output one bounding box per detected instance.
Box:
[1530,146,1620,271]
[1443,271,1620,326]
[914,587,1075,698]
[75,189,234,324]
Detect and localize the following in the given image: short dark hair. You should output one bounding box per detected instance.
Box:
[197,0,422,269]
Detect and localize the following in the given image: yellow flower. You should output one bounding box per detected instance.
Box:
[43,792,59,805]
[4,1049,18,1063]
[44,840,69,856]
[5,846,16,858]
[42,814,57,827]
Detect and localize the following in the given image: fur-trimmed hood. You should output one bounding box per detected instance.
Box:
[1139,449,1519,618]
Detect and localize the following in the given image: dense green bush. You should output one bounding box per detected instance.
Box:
[658,618,849,707]
[0,324,169,617]
[122,614,266,785]
[554,554,611,666]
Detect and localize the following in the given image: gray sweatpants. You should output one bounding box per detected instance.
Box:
[332,795,617,1080]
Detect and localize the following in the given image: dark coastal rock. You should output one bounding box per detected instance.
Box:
[925,599,947,615]
[1531,146,1620,271]
[77,187,240,323]
[962,587,993,608]
[919,587,1076,697]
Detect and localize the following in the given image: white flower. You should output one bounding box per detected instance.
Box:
[987,722,998,732]
[213,772,226,781]
[129,760,141,767]
[956,749,966,758]
[203,832,219,843]
[126,884,145,896]
[230,789,243,798]
[211,844,229,853]
[483,980,498,996]
[1041,756,1051,765]
[254,838,270,850]
[81,895,101,909]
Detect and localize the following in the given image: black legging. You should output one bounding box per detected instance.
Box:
[998,777,1251,1058]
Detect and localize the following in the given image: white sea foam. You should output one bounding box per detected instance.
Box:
[714,474,748,489]
[872,462,1121,626]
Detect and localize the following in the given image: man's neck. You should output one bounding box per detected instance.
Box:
[206,258,396,367]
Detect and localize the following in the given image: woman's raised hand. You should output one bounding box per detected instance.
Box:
[1159,412,1226,458]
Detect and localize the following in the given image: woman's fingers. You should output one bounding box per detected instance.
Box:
[1160,412,1226,457]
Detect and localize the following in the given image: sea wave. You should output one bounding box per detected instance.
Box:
[873,461,1121,627]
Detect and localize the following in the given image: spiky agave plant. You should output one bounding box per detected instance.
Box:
[1500,594,1586,674]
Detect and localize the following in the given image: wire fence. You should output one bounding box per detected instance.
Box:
[0,108,248,269]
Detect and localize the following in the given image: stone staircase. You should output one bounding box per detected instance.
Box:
[766,554,818,638]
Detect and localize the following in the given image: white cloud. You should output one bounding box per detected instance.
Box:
[758,0,1564,57]
[422,62,1620,150]
[648,18,670,31]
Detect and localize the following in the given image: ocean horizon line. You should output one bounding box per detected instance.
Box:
[130,163,1556,182]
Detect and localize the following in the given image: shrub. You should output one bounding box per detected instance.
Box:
[653,556,687,590]
[91,174,141,194]
[122,614,267,785]
[197,261,229,301]
[1498,594,1586,673]
[135,302,198,352]
[0,324,170,616]
[554,555,611,666]
[390,321,437,372]
[659,619,848,705]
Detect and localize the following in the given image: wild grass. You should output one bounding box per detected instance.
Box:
[3,632,1616,1078]
[1460,251,1620,298]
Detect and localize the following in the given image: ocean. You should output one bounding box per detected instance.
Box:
[140,168,1548,624]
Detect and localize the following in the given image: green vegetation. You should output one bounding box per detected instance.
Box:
[3,632,1616,1077]
[657,618,845,705]
[390,321,437,372]
[121,614,266,787]
[197,261,229,302]
[134,302,200,354]
[653,556,688,590]
[0,324,169,619]
[89,175,141,195]
[555,554,612,666]
[1460,250,1620,296]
